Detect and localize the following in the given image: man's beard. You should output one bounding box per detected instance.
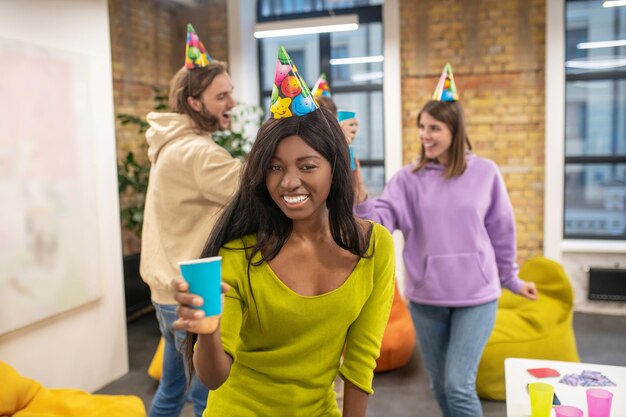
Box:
[199,105,224,131]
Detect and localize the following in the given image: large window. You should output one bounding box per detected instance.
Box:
[257,1,385,194]
[565,0,626,239]
[258,0,383,18]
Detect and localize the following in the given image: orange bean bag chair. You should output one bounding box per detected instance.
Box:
[0,361,146,417]
[374,285,417,373]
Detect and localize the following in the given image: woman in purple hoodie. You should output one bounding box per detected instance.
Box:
[352,67,537,417]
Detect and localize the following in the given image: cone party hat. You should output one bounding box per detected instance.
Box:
[185,24,212,69]
[270,46,319,119]
[312,73,331,97]
[432,63,459,102]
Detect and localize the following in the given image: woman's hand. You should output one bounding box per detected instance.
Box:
[340,118,358,144]
[172,278,230,334]
[518,280,538,301]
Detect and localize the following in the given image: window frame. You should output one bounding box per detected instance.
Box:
[256,4,385,172]
[545,0,626,255]
[563,0,626,240]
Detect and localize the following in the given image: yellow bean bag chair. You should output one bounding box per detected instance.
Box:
[148,337,164,380]
[0,361,146,417]
[476,257,580,400]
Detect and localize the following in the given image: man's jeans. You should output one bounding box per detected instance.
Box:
[149,302,209,417]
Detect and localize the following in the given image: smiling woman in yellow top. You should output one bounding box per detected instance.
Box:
[172,46,394,417]
[207,220,393,416]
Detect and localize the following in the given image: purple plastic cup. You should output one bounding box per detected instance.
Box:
[587,388,613,417]
[555,405,583,417]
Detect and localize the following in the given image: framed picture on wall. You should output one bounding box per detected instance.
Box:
[0,38,102,335]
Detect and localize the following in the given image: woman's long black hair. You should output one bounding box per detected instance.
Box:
[183,106,372,380]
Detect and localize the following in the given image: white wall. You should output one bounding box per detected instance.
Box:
[0,0,128,390]
[545,0,626,316]
[382,0,406,292]
[561,247,626,315]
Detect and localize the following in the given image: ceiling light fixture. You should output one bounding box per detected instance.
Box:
[330,55,384,65]
[603,0,626,7]
[570,81,611,89]
[577,39,626,49]
[566,58,626,69]
[253,14,359,38]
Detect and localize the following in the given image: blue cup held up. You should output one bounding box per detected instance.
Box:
[337,110,357,171]
[178,256,222,316]
[348,146,357,170]
[337,110,356,122]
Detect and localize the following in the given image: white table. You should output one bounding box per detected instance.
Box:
[505,358,626,417]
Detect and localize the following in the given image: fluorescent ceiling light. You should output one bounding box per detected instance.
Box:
[254,14,358,38]
[330,55,384,65]
[566,58,626,69]
[578,39,626,49]
[603,0,626,7]
[570,81,611,89]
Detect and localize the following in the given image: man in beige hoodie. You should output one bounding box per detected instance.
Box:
[140,32,242,416]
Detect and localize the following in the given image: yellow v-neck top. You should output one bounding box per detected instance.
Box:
[203,222,395,417]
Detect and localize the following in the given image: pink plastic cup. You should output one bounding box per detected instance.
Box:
[555,405,583,417]
[587,388,613,417]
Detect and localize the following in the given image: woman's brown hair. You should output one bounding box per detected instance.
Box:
[412,100,472,178]
[169,61,228,133]
[315,96,337,117]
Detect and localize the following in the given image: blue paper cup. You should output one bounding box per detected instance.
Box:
[337,110,357,170]
[337,110,356,122]
[178,256,222,317]
[349,145,357,171]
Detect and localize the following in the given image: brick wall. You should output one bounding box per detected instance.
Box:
[178,1,230,64]
[399,0,546,262]
[110,0,545,259]
[109,0,229,254]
